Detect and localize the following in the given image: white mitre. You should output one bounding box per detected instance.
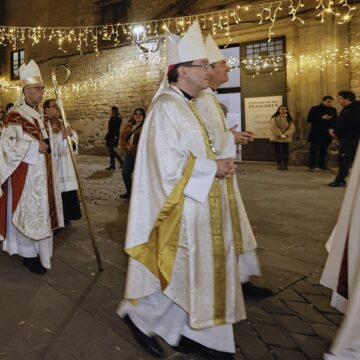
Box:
[167,21,207,66]
[205,35,225,64]
[19,59,43,87]
[151,22,207,103]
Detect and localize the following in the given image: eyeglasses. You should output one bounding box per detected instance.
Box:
[26,85,46,92]
[183,64,211,70]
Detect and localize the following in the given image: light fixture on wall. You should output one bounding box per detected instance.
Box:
[131,24,159,59]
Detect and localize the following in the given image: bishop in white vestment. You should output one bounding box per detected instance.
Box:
[0,60,63,274]
[195,35,262,286]
[117,23,246,360]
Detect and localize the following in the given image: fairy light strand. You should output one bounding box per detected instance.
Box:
[2,43,360,99]
[0,0,355,53]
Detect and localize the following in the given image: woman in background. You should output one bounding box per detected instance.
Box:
[119,108,146,199]
[270,105,295,170]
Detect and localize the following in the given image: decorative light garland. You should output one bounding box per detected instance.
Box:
[0,50,165,98]
[2,43,360,99]
[0,0,355,54]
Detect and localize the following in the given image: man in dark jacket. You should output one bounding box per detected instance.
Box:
[105,106,123,171]
[307,95,337,171]
[329,91,360,187]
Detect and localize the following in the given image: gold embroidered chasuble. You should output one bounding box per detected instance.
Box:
[123,86,246,329]
[195,88,258,255]
[0,100,64,241]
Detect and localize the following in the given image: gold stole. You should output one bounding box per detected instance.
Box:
[213,93,244,255]
[126,153,196,290]
[188,101,227,323]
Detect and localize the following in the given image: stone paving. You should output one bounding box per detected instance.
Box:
[0,155,347,360]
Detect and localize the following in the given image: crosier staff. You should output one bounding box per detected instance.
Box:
[51,64,103,272]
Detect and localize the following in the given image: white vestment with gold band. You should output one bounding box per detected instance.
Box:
[195,88,260,282]
[122,85,246,331]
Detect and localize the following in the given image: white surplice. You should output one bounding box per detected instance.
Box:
[0,100,64,268]
[321,140,360,359]
[50,128,79,193]
[195,88,260,282]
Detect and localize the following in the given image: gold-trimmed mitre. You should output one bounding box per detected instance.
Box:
[19,59,43,87]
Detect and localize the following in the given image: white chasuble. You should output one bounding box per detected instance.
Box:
[50,129,79,193]
[123,86,246,329]
[0,100,63,268]
[321,142,360,359]
[195,88,260,281]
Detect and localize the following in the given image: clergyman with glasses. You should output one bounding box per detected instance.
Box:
[0,60,64,275]
[117,22,243,360]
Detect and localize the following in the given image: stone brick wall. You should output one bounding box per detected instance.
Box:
[350,8,360,95]
[1,1,359,161]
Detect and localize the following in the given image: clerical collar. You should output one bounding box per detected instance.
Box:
[25,99,38,110]
[180,89,194,101]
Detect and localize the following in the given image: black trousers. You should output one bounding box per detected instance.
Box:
[62,190,82,222]
[108,146,123,169]
[273,142,289,164]
[309,141,329,168]
[122,153,136,194]
[335,148,356,183]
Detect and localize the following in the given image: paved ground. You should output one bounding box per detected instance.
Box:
[0,156,346,360]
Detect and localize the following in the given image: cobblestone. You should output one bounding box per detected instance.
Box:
[0,158,345,360]
[270,346,308,360]
[290,333,329,359]
[273,314,316,335]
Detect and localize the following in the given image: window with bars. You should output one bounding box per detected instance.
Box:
[101,1,128,24]
[244,38,285,74]
[11,49,25,80]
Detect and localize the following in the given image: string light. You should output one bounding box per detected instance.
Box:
[0,49,165,99]
[288,0,305,23]
[0,0,355,53]
[3,43,359,98]
[315,0,354,23]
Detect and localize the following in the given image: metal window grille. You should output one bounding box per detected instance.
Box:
[11,49,25,80]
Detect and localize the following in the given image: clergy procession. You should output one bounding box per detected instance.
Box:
[0,19,360,360]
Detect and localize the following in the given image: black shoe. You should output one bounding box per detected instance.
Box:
[242,282,274,298]
[174,336,234,359]
[329,181,346,187]
[105,166,115,171]
[22,256,47,274]
[120,193,131,199]
[123,315,164,358]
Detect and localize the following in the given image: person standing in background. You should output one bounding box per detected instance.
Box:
[105,106,123,171]
[269,105,295,170]
[329,91,360,187]
[119,108,145,199]
[307,95,337,171]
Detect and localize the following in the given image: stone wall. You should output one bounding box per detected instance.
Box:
[350,8,360,95]
[0,1,358,161]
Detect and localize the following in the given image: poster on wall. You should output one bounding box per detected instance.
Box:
[217,92,241,130]
[244,96,283,139]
